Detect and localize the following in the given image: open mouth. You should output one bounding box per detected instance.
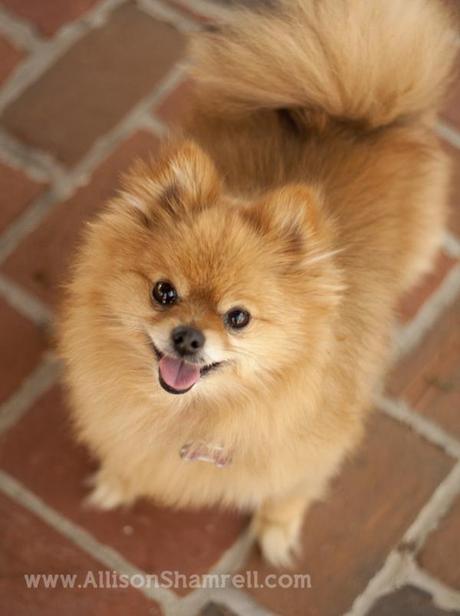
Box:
[151,344,222,395]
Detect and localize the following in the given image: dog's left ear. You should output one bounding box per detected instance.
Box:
[120,140,221,225]
[246,184,328,261]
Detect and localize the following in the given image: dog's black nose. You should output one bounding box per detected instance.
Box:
[171,325,205,356]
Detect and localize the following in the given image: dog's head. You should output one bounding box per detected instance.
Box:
[83,141,344,399]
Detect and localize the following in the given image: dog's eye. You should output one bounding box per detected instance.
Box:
[152,281,178,306]
[224,308,251,330]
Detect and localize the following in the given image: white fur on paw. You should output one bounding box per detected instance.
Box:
[254,517,301,568]
[84,473,130,510]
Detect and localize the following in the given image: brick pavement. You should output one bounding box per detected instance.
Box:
[0,2,459,615]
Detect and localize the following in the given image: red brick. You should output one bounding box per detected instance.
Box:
[0,35,24,85]
[154,79,194,126]
[1,130,159,307]
[2,5,184,165]
[388,295,460,439]
[442,59,460,130]
[0,161,47,234]
[419,495,460,590]
[1,0,101,37]
[0,298,46,405]
[443,1,460,29]
[398,251,457,323]
[0,386,247,594]
[445,142,460,238]
[240,413,453,616]
[367,586,460,616]
[0,491,162,615]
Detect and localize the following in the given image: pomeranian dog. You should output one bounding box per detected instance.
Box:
[59,0,456,566]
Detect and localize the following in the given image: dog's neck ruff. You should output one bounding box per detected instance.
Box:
[180,441,232,468]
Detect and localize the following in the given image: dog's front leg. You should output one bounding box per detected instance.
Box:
[84,464,137,511]
[251,487,312,568]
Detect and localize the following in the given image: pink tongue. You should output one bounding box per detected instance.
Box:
[159,356,201,391]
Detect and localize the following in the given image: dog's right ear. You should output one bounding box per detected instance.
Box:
[120,140,221,226]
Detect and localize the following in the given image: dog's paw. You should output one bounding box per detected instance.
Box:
[84,471,133,510]
[252,513,301,568]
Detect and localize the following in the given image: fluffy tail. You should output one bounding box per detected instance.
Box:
[191,0,457,130]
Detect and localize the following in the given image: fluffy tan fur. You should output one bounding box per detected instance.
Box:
[58,0,456,566]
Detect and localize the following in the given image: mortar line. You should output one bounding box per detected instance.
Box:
[210,527,254,577]
[1,7,457,614]
[171,526,261,614]
[437,120,460,151]
[0,127,67,183]
[0,0,128,115]
[0,355,58,435]
[377,396,460,460]
[405,558,460,612]
[58,63,185,185]
[0,4,187,181]
[347,463,460,614]
[139,0,200,31]
[0,184,68,265]
[0,432,263,616]
[0,62,185,266]
[395,263,460,359]
[0,273,53,325]
[0,470,179,613]
[346,254,460,614]
[0,5,44,52]
[59,63,185,180]
[168,0,232,21]
[176,524,301,616]
[139,114,169,139]
[400,462,460,553]
[443,231,460,258]
[177,585,277,616]
[0,362,267,616]
[345,551,409,616]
